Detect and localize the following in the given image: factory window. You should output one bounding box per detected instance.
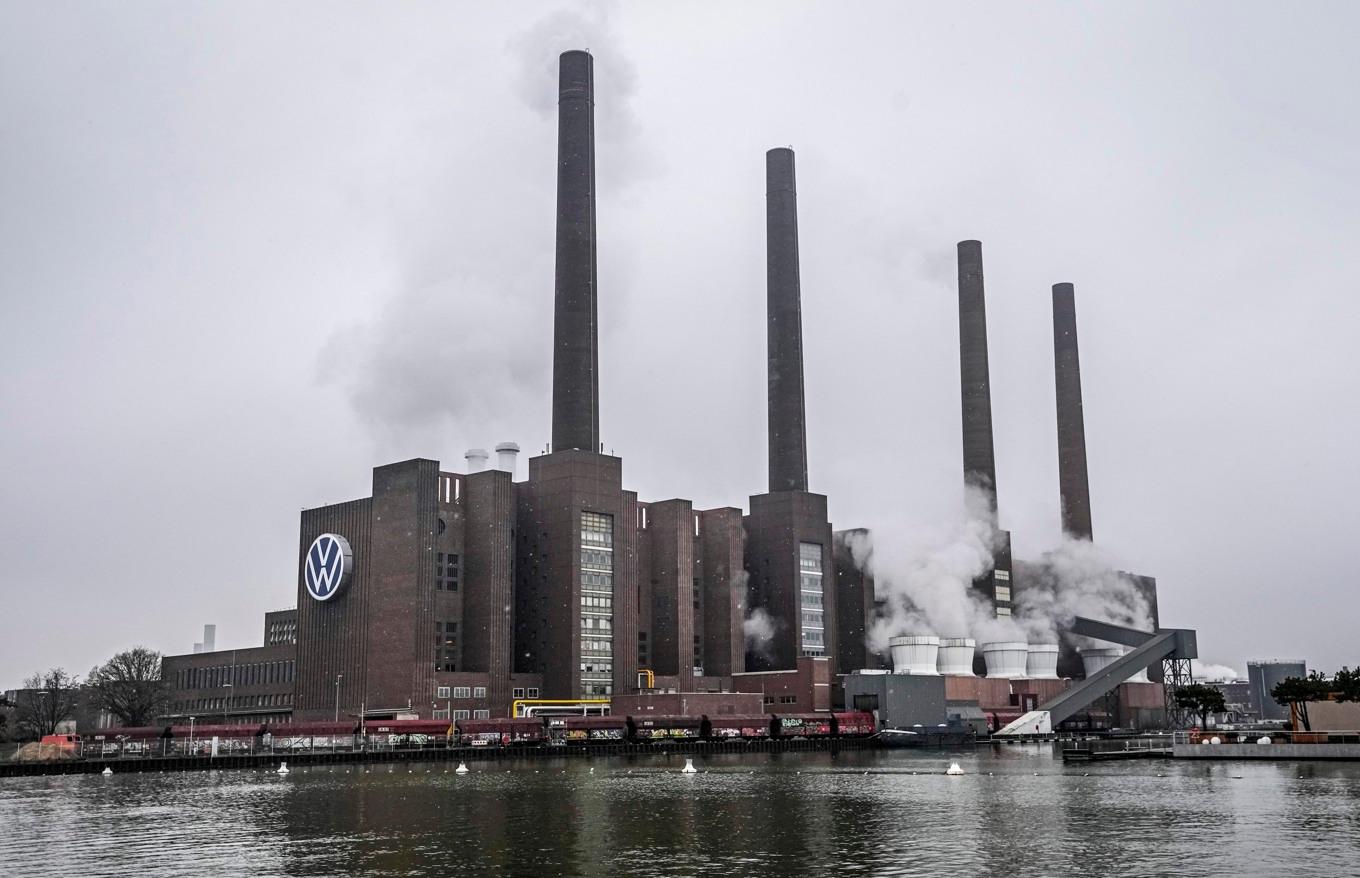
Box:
[433,708,449,720]
[694,634,702,668]
[473,686,486,699]
[528,688,539,698]
[453,686,471,699]
[437,686,450,699]
[436,621,458,672]
[995,606,1012,617]
[473,709,490,719]
[995,586,1011,602]
[512,687,525,699]
[995,569,1010,581]
[780,695,797,704]
[453,710,471,720]
[436,553,460,591]
[580,512,615,698]
[799,542,825,655]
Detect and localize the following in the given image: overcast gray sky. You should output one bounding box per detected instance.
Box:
[2,2,1358,686]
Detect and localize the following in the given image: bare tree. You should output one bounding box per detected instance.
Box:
[15,669,81,738]
[87,647,168,728]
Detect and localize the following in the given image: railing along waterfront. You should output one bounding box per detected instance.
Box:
[1174,729,1360,746]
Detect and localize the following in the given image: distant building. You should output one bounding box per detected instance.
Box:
[1248,660,1307,721]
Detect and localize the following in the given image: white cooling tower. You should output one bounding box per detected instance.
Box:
[889,635,940,675]
[936,638,977,676]
[1080,647,1150,683]
[980,641,1029,679]
[1026,643,1060,680]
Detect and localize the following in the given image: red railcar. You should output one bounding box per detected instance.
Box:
[706,715,774,740]
[562,716,628,743]
[631,715,704,741]
[833,711,877,736]
[266,721,361,751]
[456,717,545,746]
[365,719,456,747]
[773,714,834,738]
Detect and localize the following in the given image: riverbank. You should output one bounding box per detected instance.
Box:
[0,735,884,779]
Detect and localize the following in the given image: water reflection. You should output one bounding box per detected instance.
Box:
[2,748,1358,876]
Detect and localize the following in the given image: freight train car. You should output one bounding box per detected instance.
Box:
[629,715,704,741]
[561,716,629,743]
[706,715,775,740]
[457,717,546,747]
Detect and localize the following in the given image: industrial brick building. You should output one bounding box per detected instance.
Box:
[158,48,1165,727]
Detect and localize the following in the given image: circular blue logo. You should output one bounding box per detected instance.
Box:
[304,533,353,601]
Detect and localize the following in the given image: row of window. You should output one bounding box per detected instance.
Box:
[176,661,294,691]
[174,693,292,711]
[582,639,612,655]
[511,687,540,699]
[435,686,486,699]
[763,695,799,705]
[433,709,490,720]
[582,595,613,610]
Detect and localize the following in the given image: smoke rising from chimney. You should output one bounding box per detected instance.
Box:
[854,485,1155,655]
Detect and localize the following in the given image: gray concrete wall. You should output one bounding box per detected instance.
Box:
[1175,743,1360,760]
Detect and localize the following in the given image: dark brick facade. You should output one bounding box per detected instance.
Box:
[743,490,835,673]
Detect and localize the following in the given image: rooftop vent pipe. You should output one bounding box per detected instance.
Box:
[889,635,940,675]
[936,638,977,676]
[494,441,520,476]
[464,449,489,473]
[981,641,1029,679]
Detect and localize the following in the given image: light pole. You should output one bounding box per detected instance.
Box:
[222,683,233,726]
[188,715,196,756]
[334,674,343,723]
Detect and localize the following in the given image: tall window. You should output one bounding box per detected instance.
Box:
[799,542,825,657]
[436,552,460,591]
[580,512,614,697]
[436,621,458,672]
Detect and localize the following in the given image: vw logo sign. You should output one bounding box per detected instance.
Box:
[304,533,353,602]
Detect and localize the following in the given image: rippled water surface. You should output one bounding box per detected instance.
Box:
[3,747,1359,876]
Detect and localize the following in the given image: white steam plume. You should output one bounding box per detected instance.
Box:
[1191,660,1240,682]
[852,486,1158,656]
[1011,538,1154,646]
[742,607,777,662]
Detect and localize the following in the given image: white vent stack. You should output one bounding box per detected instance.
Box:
[202,624,216,653]
[464,449,489,473]
[889,635,940,675]
[494,441,520,476]
[1026,643,1060,680]
[981,641,1029,679]
[1080,647,1150,683]
[936,638,977,676]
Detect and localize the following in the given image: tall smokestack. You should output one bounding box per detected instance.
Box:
[957,240,998,514]
[551,50,599,453]
[766,147,808,492]
[1052,282,1093,540]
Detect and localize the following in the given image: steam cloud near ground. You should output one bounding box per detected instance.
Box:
[857,484,1155,658]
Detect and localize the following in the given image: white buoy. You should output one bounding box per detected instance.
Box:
[277,762,290,775]
[455,762,469,775]
[101,767,113,776]
[1209,736,1222,745]
[946,762,964,776]
[681,758,698,774]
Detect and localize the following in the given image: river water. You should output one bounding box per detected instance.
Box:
[2,746,1357,877]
